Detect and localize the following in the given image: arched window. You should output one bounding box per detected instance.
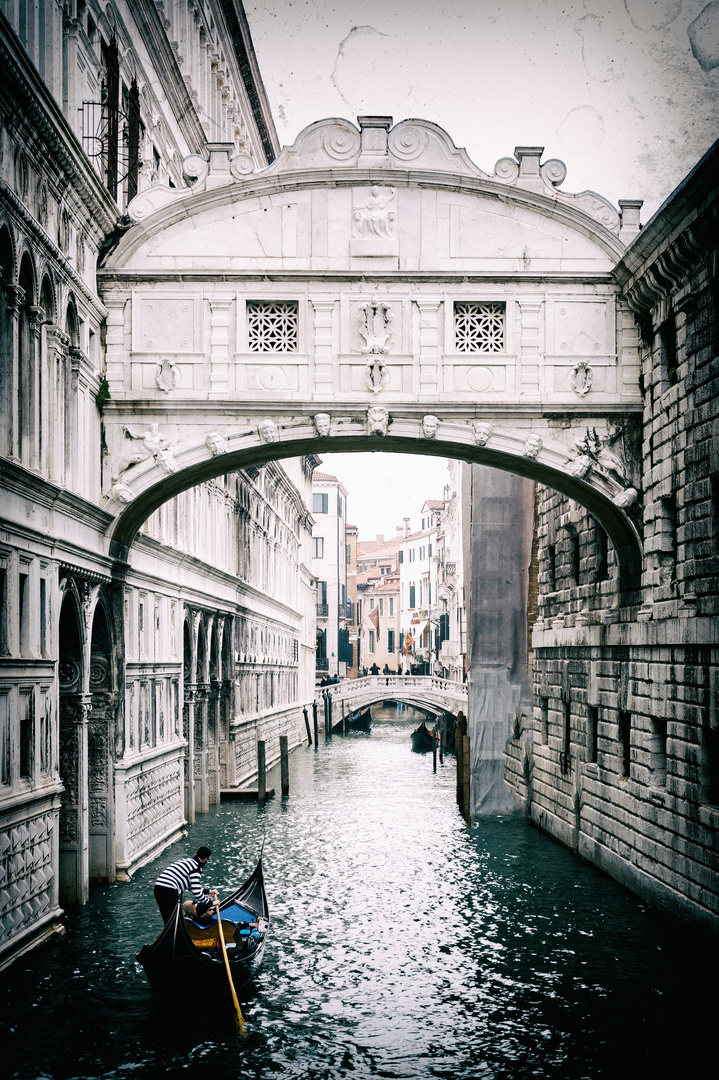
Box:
[18,253,36,467]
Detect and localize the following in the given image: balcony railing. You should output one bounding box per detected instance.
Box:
[439,639,462,657]
[343,600,354,622]
[316,603,329,617]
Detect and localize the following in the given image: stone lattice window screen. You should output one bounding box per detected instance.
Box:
[247,300,299,352]
[454,301,505,353]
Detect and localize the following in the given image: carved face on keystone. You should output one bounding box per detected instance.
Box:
[367,406,389,436]
[313,413,331,437]
[421,414,439,439]
[472,422,493,446]
[258,418,278,443]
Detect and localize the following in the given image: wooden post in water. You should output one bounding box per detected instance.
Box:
[456,711,466,816]
[432,729,437,773]
[303,706,312,746]
[440,713,446,764]
[280,734,289,797]
[257,739,266,804]
[313,700,319,746]
[462,728,471,822]
[327,694,333,736]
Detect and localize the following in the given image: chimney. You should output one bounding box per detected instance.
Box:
[376,534,384,544]
[403,517,410,537]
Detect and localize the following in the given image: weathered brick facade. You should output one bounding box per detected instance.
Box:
[506,142,719,930]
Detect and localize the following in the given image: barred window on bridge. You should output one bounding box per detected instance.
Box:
[454,301,505,353]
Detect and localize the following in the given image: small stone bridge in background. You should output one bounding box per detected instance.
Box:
[315,675,468,721]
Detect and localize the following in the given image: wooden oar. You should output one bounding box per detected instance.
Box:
[214,901,245,1031]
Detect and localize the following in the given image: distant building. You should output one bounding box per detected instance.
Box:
[345,524,359,679]
[435,464,471,682]
[399,503,445,673]
[311,472,350,678]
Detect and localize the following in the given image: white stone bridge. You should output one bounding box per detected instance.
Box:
[316,674,468,721]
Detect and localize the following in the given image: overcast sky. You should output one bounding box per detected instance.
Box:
[246,0,718,537]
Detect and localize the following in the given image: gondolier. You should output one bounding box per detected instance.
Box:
[153,845,218,924]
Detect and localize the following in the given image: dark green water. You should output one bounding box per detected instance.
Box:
[2,710,716,1079]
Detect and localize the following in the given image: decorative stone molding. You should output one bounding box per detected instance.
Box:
[205,431,228,456]
[472,421,494,446]
[522,435,543,459]
[155,357,181,391]
[357,297,394,354]
[570,361,594,397]
[312,413,331,437]
[367,406,389,436]
[257,418,279,443]
[421,414,440,439]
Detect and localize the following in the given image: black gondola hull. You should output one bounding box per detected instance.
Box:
[137,857,269,995]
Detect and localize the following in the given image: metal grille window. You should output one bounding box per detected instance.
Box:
[247,301,299,352]
[454,301,505,352]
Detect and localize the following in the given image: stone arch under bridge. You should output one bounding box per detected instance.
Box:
[99,115,644,582]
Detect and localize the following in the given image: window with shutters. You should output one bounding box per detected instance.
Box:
[454,301,505,352]
[247,301,299,352]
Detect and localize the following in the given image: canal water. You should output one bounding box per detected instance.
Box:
[2,707,716,1080]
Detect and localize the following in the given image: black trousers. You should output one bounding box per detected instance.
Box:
[154,884,180,924]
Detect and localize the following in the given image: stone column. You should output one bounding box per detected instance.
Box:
[517,300,542,401]
[28,304,45,473]
[183,685,197,824]
[194,683,210,814]
[416,299,441,398]
[59,695,91,905]
[310,299,335,398]
[4,284,24,460]
[104,298,126,398]
[44,326,67,484]
[208,297,233,398]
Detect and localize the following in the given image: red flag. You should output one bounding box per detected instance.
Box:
[369,605,380,639]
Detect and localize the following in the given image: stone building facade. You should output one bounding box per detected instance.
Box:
[0,2,316,971]
[504,142,719,929]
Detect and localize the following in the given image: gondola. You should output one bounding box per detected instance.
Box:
[137,857,270,996]
[410,720,438,753]
[346,705,372,731]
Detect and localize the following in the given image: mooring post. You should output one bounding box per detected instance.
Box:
[257,739,266,804]
[456,711,466,816]
[327,693,333,737]
[303,706,312,746]
[433,729,437,774]
[440,713,446,764]
[313,699,319,747]
[280,734,289,797]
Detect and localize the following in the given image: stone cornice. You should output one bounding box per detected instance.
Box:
[107,165,626,267]
[0,181,107,318]
[0,11,119,236]
[217,0,280,165]
[125,0,209,156]
[98,269,618,286]
[615,139,719,310]
[0,458,113,533]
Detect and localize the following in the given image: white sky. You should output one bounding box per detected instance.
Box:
[245,0,719,538]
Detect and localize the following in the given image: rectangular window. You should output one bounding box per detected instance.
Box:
[369,630,375,654]
[247,300,299,352]
[369,598,375,610]
[618,710,631,779]
[649,716,667,787]
[379,598,384,617]
[659,312,678,387]
[561,699,571,774]
[317,580,327,605]
[454,301,505,353]
[313,493,328,514]
[409,585,416,608]
[387,629,395,653]
[587,706,599,763]
[389,598,394,616]
[338,496,343,517]
[346,544,351,565]
[19,572,29,655]
[312,537,324,559]
[539,697,549,745]
[357,600,362,623]
[19,690,33,780]
[428,543,432,557]
[398,550,404,564]
[40,577,47,656]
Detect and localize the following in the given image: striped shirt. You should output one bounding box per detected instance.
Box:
[154,856,211,904]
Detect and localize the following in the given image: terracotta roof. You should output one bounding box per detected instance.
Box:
[424,500,446,509]
[313,471,338,480]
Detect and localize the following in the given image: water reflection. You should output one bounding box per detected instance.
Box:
[2,706,716,1079]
